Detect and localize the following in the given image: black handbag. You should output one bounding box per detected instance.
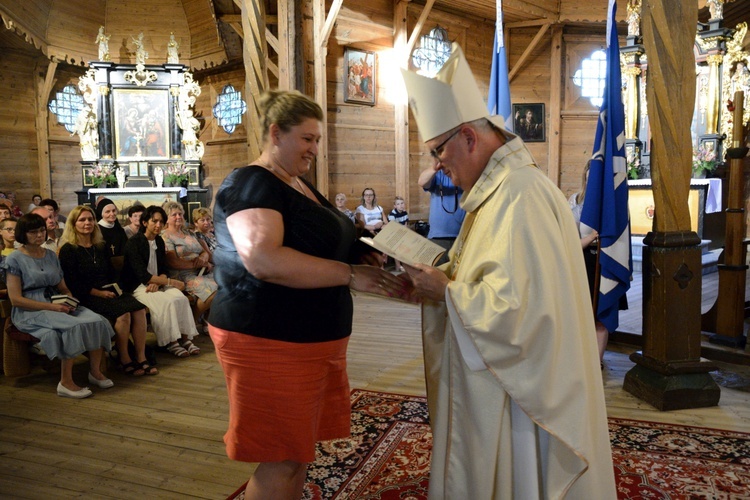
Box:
[414,221,430,237]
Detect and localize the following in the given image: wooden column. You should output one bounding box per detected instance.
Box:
[240,0,269,161]
[547,25,562,185]
[312,0,343,197]
[34,60,57,198]
[276,0,296,90]
[623,0,719,411]
[394,0,409,204]
[702,91,749,348]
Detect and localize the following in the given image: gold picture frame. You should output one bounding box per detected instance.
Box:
[344,48,376,106]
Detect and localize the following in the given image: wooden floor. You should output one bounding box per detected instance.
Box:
[2,289,750,499]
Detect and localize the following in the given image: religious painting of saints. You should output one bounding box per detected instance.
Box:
[344,48,376,106]
[512,103,546,142]
[113,89,170,160]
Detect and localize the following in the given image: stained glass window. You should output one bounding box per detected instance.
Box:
[411,26,451,77]
[573,50,608,108]
[48,85,85,133]
[212,85,247,134]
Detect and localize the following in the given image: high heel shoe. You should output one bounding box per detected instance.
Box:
[87,372,114,389]
[57,382,93,399]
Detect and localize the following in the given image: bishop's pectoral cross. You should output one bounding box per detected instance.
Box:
[110,244,115,255]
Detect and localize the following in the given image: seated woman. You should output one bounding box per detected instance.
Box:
[96,198,128,279]
[121,205,199,358]
[58,206,156,376]
[2,213,115,398]
[355,187,388,237]
[123,204,145,239]
[191,207,217,253]
[162,201,217,331]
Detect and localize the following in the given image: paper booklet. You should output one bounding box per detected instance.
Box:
[102,283,122,296]
[360,221,445,267]
[50,294,80,309]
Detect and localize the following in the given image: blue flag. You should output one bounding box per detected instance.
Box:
[488,1,513,132]
[580,0,632,334]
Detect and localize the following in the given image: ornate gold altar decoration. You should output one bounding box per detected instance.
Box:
[74,69,100,161]
[626,0,641,37]
[175,72,205,160]
[720,23,750,147]
[622,52,642,139]
[697,65,710,126]
[125,33,158,87]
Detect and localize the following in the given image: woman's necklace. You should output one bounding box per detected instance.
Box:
[22,245,46,272]
[82,244,97,264]
[264,162,309,197]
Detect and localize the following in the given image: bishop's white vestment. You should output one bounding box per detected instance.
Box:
[422,137,617,499]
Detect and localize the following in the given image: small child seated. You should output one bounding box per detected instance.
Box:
[388,196,409,226]
[0,217,16,298]
[1,217,17,256]
[388,197,409,272]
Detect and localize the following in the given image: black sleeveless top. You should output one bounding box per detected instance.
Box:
[209,166,357,343]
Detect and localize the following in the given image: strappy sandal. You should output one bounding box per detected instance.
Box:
[182,340,200,356]
[166,342,189,358]
[139,361,158,375]
[122,361,145,376]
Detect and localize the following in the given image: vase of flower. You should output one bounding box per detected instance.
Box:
[91,163,117,188]
[165,162,189,188]
[692,143,717,178]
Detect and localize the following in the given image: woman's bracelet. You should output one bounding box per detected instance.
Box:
[348,264,356,288]
[167,278,171,286]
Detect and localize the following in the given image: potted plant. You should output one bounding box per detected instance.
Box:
[165,162,189,187]
[91,163,117,188]
[692,143,717,178]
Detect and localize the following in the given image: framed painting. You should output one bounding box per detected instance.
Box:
[512,103,546,142]
[344,48,376,105]
[113,88,170,160]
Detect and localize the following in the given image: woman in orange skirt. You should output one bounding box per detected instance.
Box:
[208,90,407,500]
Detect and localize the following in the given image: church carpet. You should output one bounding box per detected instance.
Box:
[228,389,750,499]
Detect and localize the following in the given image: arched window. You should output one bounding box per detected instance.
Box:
[48,85,85,133]
[573,50,608,108]
[212,85,247,134]
[411,26,451,77]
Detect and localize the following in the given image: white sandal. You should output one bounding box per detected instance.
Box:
[167,342,189,358]
[182,340,200,356]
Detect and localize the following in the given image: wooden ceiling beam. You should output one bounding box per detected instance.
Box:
[502,0,558,19]
[320,0,344,49]
[406,0,436,60]
[508,22,550,82]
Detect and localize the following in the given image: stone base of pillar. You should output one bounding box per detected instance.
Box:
[624,352,720,411]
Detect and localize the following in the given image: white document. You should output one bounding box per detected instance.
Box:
[360,222,445,267]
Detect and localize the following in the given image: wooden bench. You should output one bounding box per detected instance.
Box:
[2,311,108,377]
[2,316,39,376]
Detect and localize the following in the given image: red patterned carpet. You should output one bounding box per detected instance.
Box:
[228,390,750,499]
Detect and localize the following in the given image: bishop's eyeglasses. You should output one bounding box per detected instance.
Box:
[429,128,461,162]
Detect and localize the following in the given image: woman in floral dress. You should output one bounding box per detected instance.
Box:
[161,201,217,331]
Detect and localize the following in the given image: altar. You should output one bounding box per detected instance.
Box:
[627,178,722,238]
[77,186,209,225]
[71,32,210,223]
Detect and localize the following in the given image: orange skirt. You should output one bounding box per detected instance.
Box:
[208,325,351,463]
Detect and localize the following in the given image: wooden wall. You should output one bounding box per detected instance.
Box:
[0,0,611,221]
[194,65,249,207]
[0,50,45,210]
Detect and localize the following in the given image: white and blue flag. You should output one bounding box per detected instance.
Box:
[487,0,513,132]
[580,0,632,333]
